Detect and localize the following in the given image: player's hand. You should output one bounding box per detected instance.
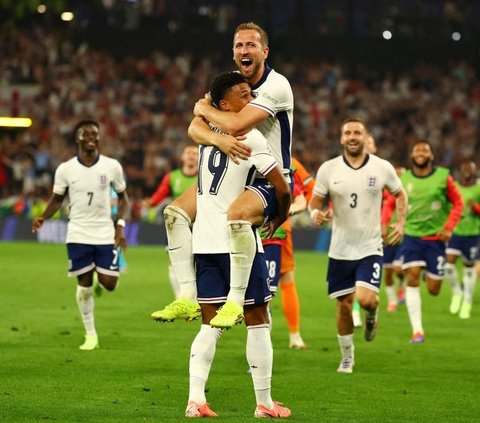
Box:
[215,134,251,164]
[32,216,45,233]
[261,218,281,240]
[310,208,332,226]
[193,97,212,117]
[386,223,404,246]
[114,226,127,251]
[437,227,453,242]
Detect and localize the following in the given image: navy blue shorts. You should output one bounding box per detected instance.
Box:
[383,244,403,268]
[246,177,293,223]
[446,235,480,265]
[195,253,272,306]
[399,235,446,279]
[326,255,383,299]
[263,243,282,294]
[67,243,120,277]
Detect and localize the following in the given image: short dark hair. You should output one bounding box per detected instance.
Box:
[210,72,247,109]
[410,139,434,153]
[234,22,269,47]
[72,120,99,141]
[341,117,368,133]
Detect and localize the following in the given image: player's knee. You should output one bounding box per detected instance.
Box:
[164,205,192,228]
[98,276,119,291]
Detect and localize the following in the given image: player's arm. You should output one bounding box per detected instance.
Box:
[194,98,269,136]
[115,189,130,250]
[289,173,307,215]
[262,166,291,239]
[438,175,464,241]
[387,187,408,246]
[32,193,65,233]
[308,194,332,226]
[188,116,251,164]
[145,173,171,208]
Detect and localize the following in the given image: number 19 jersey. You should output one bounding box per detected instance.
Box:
[193,128,277,254]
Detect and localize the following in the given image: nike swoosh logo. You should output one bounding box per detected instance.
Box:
[333,181,343,184]
[110,265,118,270]
[168,246,182,251]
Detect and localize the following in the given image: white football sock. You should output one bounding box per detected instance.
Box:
[445,263,462,295]
[386,285,398,304]
[227,220,256,307]
[463,266,476,304]
[188,324,222,404]
[406,286,423,334]
[76,285,96,336]
[247,324,274,409]
[164,205,197,301]
[168,264,180,298]
[337,333,354,360]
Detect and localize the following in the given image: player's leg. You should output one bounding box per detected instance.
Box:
[67,243,99,350]
[383,246,398,312]
[210,189,265,328]
[327,258,356,373]
[460,264,476,319]
[279,230,306,349]
[186,303,221,418]
[445,243,463,314]
[152,185,201,322]
[185,254,229,417]
[244,255,291,418]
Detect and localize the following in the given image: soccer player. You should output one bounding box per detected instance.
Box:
[32,120,129,350]
[399,140,463,343]
[444,160,480,319]
[308,117,407,373]
[185,71,291,418]
[144,144,198,298]
[152,22,294,328]
[263,158,314,349]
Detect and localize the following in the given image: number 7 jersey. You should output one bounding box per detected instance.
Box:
[53,155,127,244]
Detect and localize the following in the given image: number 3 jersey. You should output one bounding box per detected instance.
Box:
[313,154,402,260]
[53,155,127,244]
[193,127,277,254]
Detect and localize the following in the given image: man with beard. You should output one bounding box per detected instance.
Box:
[152,22,294,328]
[308,117,407,373]
[399,140,463,343]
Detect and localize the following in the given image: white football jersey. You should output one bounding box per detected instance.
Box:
[53,155,127,244]
[247,66,293,175]
[193,128,277,253]
[313,154,402,260]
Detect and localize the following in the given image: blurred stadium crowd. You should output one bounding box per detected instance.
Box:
[0,17,479,222]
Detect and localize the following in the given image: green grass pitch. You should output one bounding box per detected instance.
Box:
[1,241,479,422]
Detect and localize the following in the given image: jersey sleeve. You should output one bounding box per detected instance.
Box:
[111,160,127,194]
[292,158,314,202]
[248,74,293,117]
[248,131,277,176]
[52,163,68,195]
[444,175,464,231]
[383,160,402,195]
[313,163,329,198]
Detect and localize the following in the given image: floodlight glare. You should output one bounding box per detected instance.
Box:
[61,12,74,21]
[452,32,461,41]
[0,117,33,128]
[37,4,47,13]
[382,30,392,40]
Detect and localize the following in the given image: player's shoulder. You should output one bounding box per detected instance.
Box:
[99,154,122,167]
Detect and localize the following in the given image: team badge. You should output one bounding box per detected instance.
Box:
[366,175,378,191]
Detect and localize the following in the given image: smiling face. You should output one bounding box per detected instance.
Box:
[219,82,254,113]
[232,29,269,85]
[76,123,99,154]
[340,121,367,158]
[410,142,433,169]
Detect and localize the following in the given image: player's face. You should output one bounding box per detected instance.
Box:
[76,124,99,153]
[233,30,269,82]
[365,135,377,154]
[182,146,199,167]
[410,143,433,169]
[340,122,367,157]
[222,82,254,113]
